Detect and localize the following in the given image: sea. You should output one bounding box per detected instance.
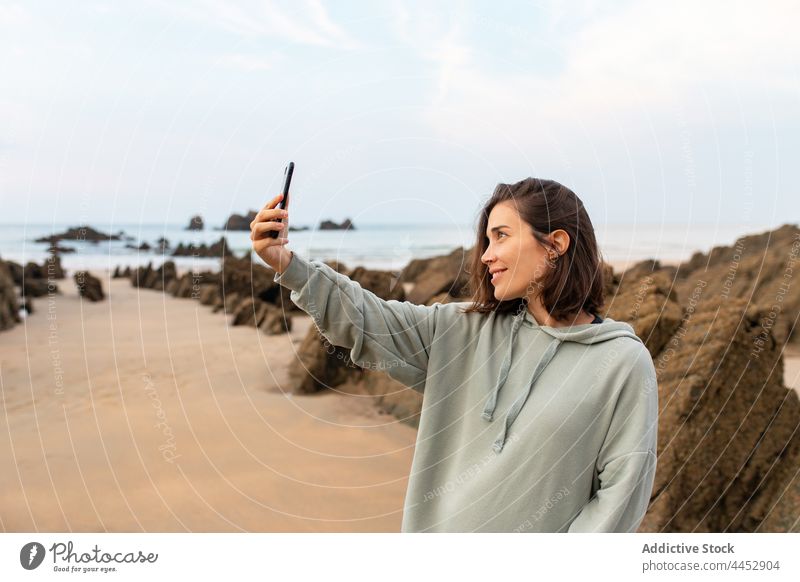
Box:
[0,221,783,275]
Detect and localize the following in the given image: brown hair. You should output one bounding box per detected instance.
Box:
[462,177,605,322]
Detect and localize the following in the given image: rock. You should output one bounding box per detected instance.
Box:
[171,236,233,258]
[150,261,177,291]
[604,270,683,357]
[260,304,291,335]
[186,215,204,230]
[220,211,256,231]
[219,254,301,313]
[347,266,405,301]
[43,253,65,280]
[0,258,21,332]
[131,262,155,288]
[46,244,76,254]
[671,223,800,347]
[287,325,360,394]
[34,225,121,244]
[125,242,151,251]
[231,297,268,327]
[319,218,355,231]
[639,297,800,532]
[156,237,170,252]
[403,247,473,305]
[196,284,219,306]
[74,271,105,302]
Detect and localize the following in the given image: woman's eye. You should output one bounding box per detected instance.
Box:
[497,232,507,239]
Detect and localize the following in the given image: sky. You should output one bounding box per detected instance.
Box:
[1,0,798,229]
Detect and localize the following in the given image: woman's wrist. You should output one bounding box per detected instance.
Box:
[274,249,294,274]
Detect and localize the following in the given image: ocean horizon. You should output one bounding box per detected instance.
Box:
[0,220,789,274]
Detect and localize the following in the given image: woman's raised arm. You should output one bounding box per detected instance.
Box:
[273,251,440,392]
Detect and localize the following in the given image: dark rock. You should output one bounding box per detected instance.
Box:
[220,211,256,231]
[171,237,233,258]
[260,304,292,335]
[671,223,800,347]
[186,215,204,230]
[46,244,76,254]
[125,242,151,251]
[639,297,800,532]
[403,247,473,305]
[319,218,355,231]
[287,325,359,394]
[0,258,21,332]
[74,271,105,302]
[34,225,121,244]
[44,254,65,280]
[604,270,683,357]
[347,266,405,301]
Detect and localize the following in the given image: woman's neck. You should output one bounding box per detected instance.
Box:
[526,299,594,327]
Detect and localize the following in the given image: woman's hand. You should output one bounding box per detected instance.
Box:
[250,192,293,273]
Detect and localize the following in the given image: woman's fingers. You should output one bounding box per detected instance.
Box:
[250,197,287,228]
[250,221,286,240]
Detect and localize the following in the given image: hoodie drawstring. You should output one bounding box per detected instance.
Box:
[482,309,564,454]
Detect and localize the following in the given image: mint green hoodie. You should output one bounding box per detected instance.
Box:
[274,252,658,533]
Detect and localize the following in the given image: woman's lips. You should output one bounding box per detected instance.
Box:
[491,269,506,284]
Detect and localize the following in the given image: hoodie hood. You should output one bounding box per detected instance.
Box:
[482,308,642,453]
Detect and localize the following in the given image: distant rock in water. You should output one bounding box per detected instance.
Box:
[34,225,122,244]
[156,237,170,252]
[73,271,104,302]
[125,242,151,251]
[186,215,204,231]
[171,236,233,258]
[221,210,257,231]
[318,218,355,231]
[46,244,76,254]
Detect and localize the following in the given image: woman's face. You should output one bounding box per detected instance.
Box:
[480,201,561,302]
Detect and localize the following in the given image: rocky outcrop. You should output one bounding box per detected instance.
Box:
[171,237,233,258]
[73,271,104,302]
[221,211,257,231]
[112,266,132,279]
[34,225,121,244]
[670,223,800,347]
[400,246,474,305]
[186,215,204,230]
[603,268,683,357]
[319,218,355,231]
[0,257,20,332]
[639,297,800,532]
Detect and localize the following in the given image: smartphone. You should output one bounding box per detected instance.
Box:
[268,161,294,238]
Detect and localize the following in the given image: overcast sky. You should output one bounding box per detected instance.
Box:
[1,0,798,229]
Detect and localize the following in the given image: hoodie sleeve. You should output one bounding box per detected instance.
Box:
[567,344,659,533]
[273,252,439,392]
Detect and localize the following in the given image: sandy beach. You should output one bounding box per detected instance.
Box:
[0,269,418,532]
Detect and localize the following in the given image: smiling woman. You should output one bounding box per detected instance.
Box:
[464,177,606,327]
[270,176,657,532]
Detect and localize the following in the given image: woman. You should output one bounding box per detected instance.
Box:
[250,177,658,533]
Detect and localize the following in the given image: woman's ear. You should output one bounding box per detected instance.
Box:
[549,229,570,257]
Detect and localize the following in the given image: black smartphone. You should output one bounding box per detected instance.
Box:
[268,161,294,238]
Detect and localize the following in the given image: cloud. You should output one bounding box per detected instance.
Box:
[213,53,275,71]
[169,0,364,49]
[391,0,800,145]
